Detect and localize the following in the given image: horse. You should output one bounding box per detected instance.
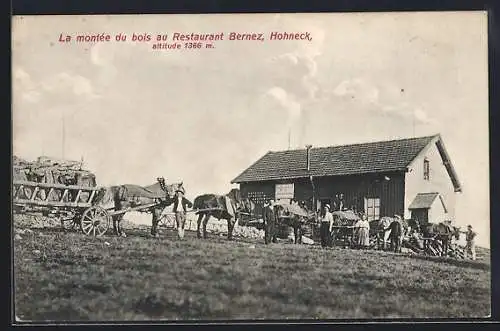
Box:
[273,203,314,244]
[193,188,255,240]
[369,217,395,250]
[420,221,461,257]
[95,177,182,237]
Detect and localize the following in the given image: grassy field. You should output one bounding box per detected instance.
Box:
[13,222,491,321]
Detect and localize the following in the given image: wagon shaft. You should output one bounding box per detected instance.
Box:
[107,202,161,216]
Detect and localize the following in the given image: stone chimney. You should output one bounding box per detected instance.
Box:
[305,145,313,171]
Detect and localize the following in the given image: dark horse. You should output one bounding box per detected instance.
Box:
[193,188,255,240]
[96,177,183,237]
[420,221,461,256]
[370,217,415,251]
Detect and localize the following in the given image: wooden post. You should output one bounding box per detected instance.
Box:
[30,187,39,201]
[88,189,96,204]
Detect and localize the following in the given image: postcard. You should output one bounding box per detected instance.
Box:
[12,12,490,321]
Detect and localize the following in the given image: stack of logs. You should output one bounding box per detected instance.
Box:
[402,236,466,259]
[369,234,467,259]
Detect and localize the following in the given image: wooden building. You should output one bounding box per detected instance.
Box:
[231,134,462,224]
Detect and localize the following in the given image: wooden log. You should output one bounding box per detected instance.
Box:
[13,180,102,191]
[427,244,439,256]
[187,207,225,213]
[12,198,93,208]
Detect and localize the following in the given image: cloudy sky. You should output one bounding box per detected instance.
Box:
[12,12,490,247]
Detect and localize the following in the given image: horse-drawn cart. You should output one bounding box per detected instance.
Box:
[12,179,178,237]
[330,210,361,247]
[12,155,180,237]
[12,179,109,236]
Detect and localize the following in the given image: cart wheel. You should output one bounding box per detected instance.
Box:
[61,217,79,231]
[80,206,110,236]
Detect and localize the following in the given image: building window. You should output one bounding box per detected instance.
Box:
[364,197,380,222]
[423,158,430,180]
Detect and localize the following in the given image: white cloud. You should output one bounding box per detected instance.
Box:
[269,25,324,101]
[13,68,34,88]
[41,72,99,99]
[266,86,302,122]
[13,67,41,103]
[332,79,438,127]
[413,107,437,125]
[333,78,380,104]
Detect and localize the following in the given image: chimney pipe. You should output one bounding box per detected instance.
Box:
[305,144,312,171]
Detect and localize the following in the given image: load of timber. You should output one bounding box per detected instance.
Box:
[12,155,98,205]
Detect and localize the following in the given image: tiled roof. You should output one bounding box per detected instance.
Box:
[408,192,440,209]
[231,135,437,183]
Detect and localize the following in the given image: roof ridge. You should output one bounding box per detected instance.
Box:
[268,134,439,153]
[231,133,447,184]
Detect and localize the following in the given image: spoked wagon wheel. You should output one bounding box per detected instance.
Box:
[61,216,79,231]
[80,206,111,236]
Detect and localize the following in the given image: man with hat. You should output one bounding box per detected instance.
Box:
[263,199,277,244]
[465,225,477,260]
[172,187,193,239]
[387,214,404,253]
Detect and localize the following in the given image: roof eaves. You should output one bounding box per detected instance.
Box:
[230,151,272,184]
[234,167,408,183]
[408,192,439,209]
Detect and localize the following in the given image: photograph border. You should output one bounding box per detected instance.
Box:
[8,0,500,326]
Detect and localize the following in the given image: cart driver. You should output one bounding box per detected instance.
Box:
[172,187,193,239]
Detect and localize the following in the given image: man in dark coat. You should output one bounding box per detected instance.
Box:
[387,215,403,253]
[319,204,334,247]
[263,199,277,244]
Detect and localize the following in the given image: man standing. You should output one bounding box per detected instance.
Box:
[172,188,193,239]
[263,199,277,244]
[319,204,334,247]
[465,225,477,260]
[388,215,404,253]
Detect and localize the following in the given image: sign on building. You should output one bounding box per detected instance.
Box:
[247,191,269,205]
[275,183,294,200]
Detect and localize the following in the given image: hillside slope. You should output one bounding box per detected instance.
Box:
[13,225,491,321]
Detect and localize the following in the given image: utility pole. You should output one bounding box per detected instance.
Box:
[288,128,291,150]
[62,110,65,159]
[412,113,416,137]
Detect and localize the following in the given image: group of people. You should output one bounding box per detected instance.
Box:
[318,204,370,248]
[171,191,479,261]
[317,204,478,260]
